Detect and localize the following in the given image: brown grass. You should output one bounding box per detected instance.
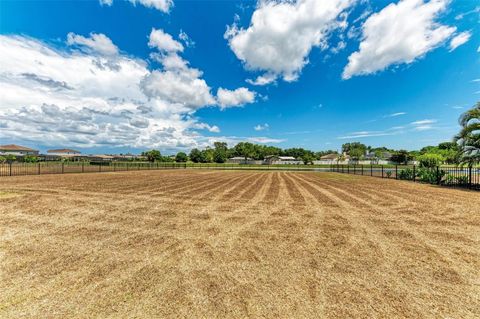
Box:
[1,170,479,318]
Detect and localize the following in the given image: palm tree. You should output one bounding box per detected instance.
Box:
[454,102,480,165]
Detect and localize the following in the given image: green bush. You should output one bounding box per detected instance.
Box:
[398,168,414,180]
[417,167,445,184]
[417,153,444,168]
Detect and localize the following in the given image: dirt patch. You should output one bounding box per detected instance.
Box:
[0,170,479,318]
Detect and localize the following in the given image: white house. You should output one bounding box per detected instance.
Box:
[264,155,302,165]
[0,144,39,156]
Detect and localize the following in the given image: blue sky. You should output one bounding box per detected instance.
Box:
[0,0,479,154]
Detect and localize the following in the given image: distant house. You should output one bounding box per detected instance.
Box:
[0,144,39,156]
[228,156,254,164]
[47,148,81,155]
[264,155,302,165]
[313,153,339,165]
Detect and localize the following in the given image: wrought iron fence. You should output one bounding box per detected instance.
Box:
[330,164,480,190]
[0,162,187,177]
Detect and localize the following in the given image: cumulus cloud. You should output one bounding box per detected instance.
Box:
[254,123,269,131]
[129,0,173,12]
[343,0,456,79]
[449,31,471,51]
[225,0,354,85]
[148,28,184,53]
[216,87,256,109]
[100,0,173,13]
[0,33,255,150]
[67,32,119,56]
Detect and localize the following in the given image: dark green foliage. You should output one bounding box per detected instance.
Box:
[142,150,162,162]
[175,152,188,162]
[398,168,414,180]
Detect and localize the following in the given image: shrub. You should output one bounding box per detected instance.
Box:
[417,167,445,184]
[398,168,414,180]
[385,171,392,178]
[417,153,444,168]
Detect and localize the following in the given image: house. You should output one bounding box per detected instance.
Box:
[47,148,81,155]
[228,156,253,164]
[264,155,302,165]
[313,153,339,164]
[0,144,39,156]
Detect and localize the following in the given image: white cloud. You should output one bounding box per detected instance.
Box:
[0,33,254,150]
[248,137,284,144]
[449,31,471,51]
[411,119,437,125]
[343,0,456,79]
[129,0,173,12]
[216,87,256,109]
[67,32,119,56]
[338,131,397,139]
[254,123,269,131]
[179,30,195,48]
[148,28,183,53]
[411,119,437,131]
[385,112,406,118]
[225,0,354,85]
[99,0,113,6]
[101,0,173,12]
[141,69,216,111]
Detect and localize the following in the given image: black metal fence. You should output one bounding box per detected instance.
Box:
[330,164,480,190]
[0,162,187,177]
[1,161,479,191]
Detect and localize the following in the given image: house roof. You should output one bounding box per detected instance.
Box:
[320,153,338,160]
[229,156,252,160]
[47,148,81,154]
[278,156,297,160]
[0,144,37,152]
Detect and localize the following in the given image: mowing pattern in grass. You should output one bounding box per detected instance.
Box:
[1,170,479,318]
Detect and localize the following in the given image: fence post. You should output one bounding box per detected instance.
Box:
[38,163,41,175]
[362,165,364,175]
[395,165,398,179]
[381,165,384,178]
[62,162,64,174]
[113,162,116,172]
[371,164,373,176]
[413,165,416,182]
[9,162,12,176]
[469,166,472,189]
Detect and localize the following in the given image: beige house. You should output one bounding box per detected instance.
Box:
[0,144,39,156]
[264,155,302,165]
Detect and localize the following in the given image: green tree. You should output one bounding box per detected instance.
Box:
[142,150,162,162]
[201,148,215,163]
[454,102,480,165]
[0,156,6,163]
[212,142,228,163]
[5,154,16,163]
[390,150,411,165]
[342,142,367,160]
[301,153,315,165]
[234,142,255,160]
[189,148,204,163]
[175,152,188,162]
[23,155,38,163]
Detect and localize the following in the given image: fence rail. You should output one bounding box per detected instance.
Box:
[1,162,479,191]
[330,164,480,190]
[0,162,187,177]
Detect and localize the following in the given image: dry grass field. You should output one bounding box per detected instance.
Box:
[1,170,479,318]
